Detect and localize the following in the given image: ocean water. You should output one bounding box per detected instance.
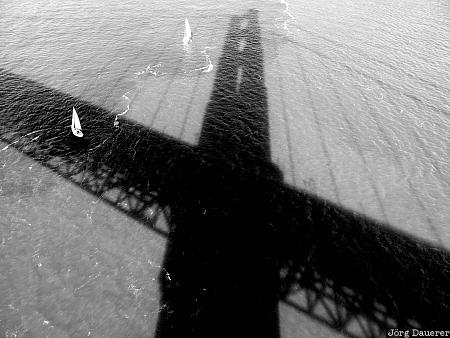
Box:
[0,0,449,336]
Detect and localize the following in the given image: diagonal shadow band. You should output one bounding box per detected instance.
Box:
[0,67,196,237]
[1,9,449,338]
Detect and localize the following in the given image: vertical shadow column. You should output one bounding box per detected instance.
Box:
[155,9,283,338]
[198,8,272,170]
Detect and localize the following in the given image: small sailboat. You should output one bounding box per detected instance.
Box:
[183,17,193,46]
[71,107,83,137]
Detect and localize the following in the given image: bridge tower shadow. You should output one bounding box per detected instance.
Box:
[155,9,283,338]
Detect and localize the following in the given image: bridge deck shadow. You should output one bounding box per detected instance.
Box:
[0,9,449,338]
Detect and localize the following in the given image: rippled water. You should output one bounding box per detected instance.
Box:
[0,0,449,336]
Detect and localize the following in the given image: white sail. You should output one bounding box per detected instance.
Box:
[71,107,83,137]
[183,17,192,46]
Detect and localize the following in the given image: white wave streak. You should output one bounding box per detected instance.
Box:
[0,140,19,151]
[0,131,41,151]
[24,131,40,137]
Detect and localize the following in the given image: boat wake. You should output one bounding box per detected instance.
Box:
[186,48,214,74]
[111,18,215,128]
[134,46,214,78]
[113,91,132,128]
[199,49,214,73]
[276,0,295,33]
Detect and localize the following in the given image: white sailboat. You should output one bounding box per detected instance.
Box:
[183,17,192,46]
[71,107,83,137]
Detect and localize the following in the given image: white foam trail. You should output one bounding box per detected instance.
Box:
[116,62,168,128]
[114,91,131,128]
[199,49,214,73]
[115,62,169,128]
[185,48,214,74]
[278,0,295,32]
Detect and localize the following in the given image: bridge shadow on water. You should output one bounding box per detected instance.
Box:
[1,9,449,338]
